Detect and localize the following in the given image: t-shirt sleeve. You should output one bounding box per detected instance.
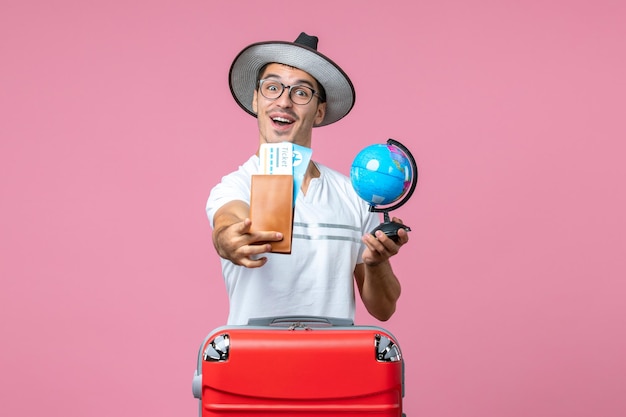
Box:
[206,172,251,228]
[355,199,381,265]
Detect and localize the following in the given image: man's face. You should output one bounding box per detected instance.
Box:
[252,63,326,148]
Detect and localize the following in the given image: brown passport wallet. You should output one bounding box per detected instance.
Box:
[249,175,294,254]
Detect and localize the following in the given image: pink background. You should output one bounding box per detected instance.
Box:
[2,1,625,416]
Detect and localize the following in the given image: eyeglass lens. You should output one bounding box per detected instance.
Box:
[259,80,316,105]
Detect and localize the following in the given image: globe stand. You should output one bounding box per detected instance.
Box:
[370,211,411,243]
[368,139,418,243]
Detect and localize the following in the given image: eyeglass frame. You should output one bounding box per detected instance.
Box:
[257,78,325,105]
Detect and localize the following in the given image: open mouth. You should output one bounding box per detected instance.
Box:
[272,116,294,127]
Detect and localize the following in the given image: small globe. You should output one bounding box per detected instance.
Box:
[350,143,413,207]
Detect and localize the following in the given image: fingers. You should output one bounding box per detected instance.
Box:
[237,217,253,234]
[239,218,284,244]
[361,226,409,266]
[224,241,270,268]
[223,218,284,268]
[251,231,284,243]
[389,217,410,245]
[370,230,400,255]
[367,228,408,251]
[236,243,271,268]
[395,227,409,245]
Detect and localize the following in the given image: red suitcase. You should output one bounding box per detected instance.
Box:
[192,316,405,416]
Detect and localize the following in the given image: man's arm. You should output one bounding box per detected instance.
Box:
[212,200,283,268]
[354,218,408,321]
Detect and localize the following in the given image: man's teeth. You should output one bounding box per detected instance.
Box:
[273,117,293,124]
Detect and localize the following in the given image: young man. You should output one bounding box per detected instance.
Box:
[207,33,408,325]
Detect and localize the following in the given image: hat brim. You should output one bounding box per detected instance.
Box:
[229,41,355,127]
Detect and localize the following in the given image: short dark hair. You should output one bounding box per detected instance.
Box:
[256,63,327,103]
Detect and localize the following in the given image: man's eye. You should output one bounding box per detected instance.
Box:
[293,87,310,97]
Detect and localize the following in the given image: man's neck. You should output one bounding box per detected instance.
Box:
[300,161,319,196]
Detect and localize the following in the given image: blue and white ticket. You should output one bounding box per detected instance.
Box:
[291,143,312,202]
[259,142,293,175]
[259,142,313,204]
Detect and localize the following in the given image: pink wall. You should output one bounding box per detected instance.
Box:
[2,1,625,416]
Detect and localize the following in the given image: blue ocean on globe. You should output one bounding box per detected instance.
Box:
[350,144,412,206]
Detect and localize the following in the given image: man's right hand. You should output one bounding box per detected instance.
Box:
[212,201,283,268]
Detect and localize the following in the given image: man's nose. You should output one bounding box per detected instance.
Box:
[275,87,293,107]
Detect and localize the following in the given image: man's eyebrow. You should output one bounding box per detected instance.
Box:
[262,73,316,88]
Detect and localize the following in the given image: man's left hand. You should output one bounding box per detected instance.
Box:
[361,217,409,266]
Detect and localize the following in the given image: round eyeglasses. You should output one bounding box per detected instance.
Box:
[258,79,322,105]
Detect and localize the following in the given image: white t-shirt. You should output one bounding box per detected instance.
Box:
[207,155,380,325]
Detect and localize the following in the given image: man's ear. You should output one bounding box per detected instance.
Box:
[252,90,258,114]
[314,101,327,126]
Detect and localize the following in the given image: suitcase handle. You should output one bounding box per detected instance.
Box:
[247,316,354,327]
